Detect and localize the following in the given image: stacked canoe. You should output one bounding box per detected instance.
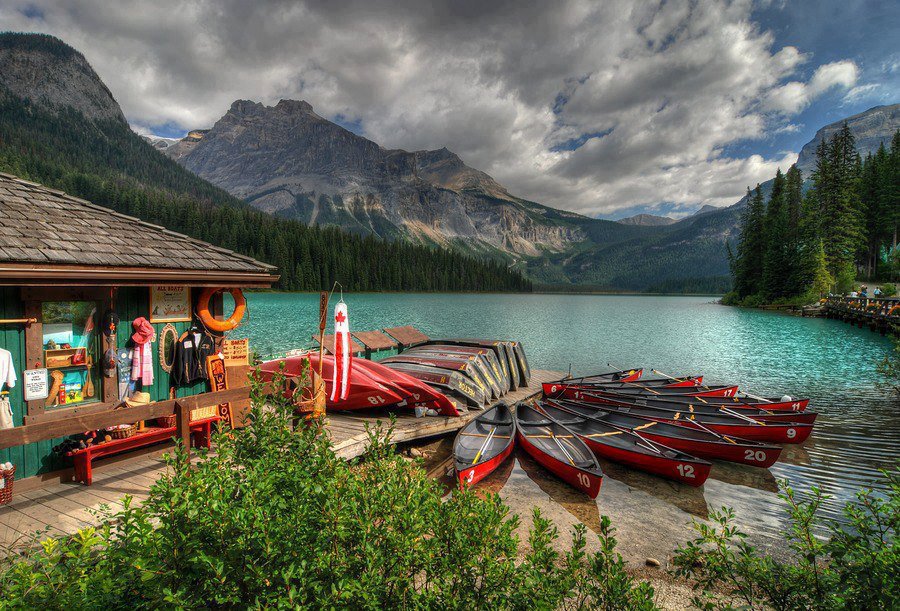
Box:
[453,368,815,496]
[380,339,531,410]
[258,339,530,416]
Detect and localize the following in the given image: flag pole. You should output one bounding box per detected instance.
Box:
[315,290,329,419]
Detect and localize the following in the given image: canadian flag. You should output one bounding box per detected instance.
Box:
[330,302,352,401]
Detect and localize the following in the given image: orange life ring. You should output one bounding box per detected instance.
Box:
[197,288,246,333]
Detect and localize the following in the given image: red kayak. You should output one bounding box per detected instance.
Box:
[353,359,461,417]
[516,403,603,498]
[536,401,711,487]
[259,355,405,411]
[547,399,782,467]
[454,402,516,486]
[558,391,818,424]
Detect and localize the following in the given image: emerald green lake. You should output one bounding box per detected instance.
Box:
[239,292,898,524]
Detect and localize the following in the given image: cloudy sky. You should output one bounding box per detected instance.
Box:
[2,0,897,219]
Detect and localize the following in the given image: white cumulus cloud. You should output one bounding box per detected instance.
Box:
[0,0,866,216]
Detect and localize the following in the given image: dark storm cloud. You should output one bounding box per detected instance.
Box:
[1,0,871,215]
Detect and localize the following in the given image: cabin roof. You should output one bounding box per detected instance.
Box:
[0,173,278,286]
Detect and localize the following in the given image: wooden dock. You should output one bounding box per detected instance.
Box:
[0,369,562,549]
[823,296,900,334]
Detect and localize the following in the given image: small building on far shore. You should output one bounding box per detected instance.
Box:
[0,172,278,486]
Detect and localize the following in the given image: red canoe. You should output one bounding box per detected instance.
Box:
[353,359,461,416]
[547,399,782,468]
[536,401,711,487]
[454,402,516,486]
[516,403,603,498]
[547,382,740,399]
[561,391,818,424]
[259,355,405,411]
[588,402,813,444]
[549,385,809,412]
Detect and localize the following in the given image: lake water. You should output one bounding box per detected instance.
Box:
[239,292,898,527]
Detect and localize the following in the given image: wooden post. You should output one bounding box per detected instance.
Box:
[175,400,191,464]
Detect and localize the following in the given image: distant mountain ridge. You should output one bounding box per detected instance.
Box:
[617,213,677,226]
[161,98,586,258]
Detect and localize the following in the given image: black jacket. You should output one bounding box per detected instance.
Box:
[172,331,215,387]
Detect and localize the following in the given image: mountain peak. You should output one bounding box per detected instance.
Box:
[275,99,315,114]
[617,213,676,226]
[0,32,125,123]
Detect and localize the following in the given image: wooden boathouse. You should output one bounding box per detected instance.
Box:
[0,172,278,487]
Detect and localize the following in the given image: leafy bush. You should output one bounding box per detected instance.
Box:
[880,283,897,297]
[672,471,899,610]
[0,370,656,609]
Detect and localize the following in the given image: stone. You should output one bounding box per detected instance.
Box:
[645,557,661,568]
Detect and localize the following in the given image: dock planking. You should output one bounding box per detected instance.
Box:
[1,369,563,550]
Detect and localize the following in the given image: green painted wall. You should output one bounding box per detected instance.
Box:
[0,287,209,480]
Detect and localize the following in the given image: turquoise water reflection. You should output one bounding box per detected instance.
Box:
[238,292,898,520]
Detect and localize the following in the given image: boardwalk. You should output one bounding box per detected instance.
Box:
[0,369,562,549]
[823,296,900,334]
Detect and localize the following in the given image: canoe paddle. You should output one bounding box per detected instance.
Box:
[471,426,497,464]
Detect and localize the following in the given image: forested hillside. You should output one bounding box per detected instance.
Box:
[728,124,899,305]
[0,85,530,292]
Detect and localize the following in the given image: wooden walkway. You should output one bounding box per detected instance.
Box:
[823,296,899,334]
[0,369,561,550]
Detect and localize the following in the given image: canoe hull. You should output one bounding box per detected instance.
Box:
[457,439,515,487]
[578,435,711,487]
[517,431,603,498]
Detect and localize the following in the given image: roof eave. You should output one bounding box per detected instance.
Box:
[0,263,279,288]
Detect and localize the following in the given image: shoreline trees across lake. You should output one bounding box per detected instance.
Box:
[727,125,899,306]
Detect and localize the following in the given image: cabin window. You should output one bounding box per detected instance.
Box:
[41,301,100,407]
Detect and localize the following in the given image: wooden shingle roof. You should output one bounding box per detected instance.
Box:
[0,173,278,286]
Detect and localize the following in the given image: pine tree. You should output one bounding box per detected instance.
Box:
[783,165,804,293]
[762,169,788,299]
[733,185,767,298]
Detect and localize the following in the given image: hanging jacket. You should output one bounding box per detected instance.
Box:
[172,331,215,387]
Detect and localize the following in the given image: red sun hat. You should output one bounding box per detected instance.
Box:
[131,317,155,345]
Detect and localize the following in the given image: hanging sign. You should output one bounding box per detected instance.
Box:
[222,339,250,365]
[24,368,49,401]
[206,355,233,428]
[149,286,192,323]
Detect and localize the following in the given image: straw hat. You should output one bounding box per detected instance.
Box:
[125,391,152,407]
[131,317,155,345]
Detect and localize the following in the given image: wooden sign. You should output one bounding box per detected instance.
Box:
[205,355,233,428]
[150,286,191,323]
[222,339,250,365]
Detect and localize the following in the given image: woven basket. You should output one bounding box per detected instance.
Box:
[106,424,137,440]
[156,414,177,428]
[0,465,16,506]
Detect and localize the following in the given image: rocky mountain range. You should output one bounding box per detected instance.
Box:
[4,30,896,291]
[157,98,587,258]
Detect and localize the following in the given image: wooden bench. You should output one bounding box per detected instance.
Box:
[67,416,220,485]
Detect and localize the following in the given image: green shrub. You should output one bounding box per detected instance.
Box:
[672,471,899,610]
[0,370,656,609]
[880,283,897,297]
[877,334,900,395]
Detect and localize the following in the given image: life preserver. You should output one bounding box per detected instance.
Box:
[197,288,246,333]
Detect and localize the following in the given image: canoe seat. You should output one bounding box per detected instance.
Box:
[522,418,555,426]
[477,417,512,425]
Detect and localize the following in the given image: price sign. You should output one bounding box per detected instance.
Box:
[24,368,49,401]
[222,339,250,365]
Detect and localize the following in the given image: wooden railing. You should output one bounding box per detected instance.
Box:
[824,296,900,319]
[0,377,302,458]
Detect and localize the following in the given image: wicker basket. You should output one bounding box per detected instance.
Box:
[156,414,177,428]
[106,424,137,440]
[0,465,16,506]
